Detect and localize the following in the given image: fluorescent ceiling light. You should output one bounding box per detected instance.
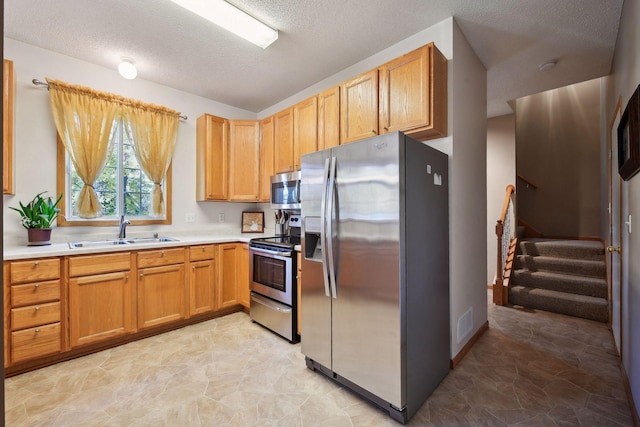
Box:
[169,0,278,49]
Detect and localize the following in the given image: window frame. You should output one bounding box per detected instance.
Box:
[56,134,172,227]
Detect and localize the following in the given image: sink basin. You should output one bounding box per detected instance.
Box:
[126,236,179,244]
[68,239,131,249]
[68,236,178,249]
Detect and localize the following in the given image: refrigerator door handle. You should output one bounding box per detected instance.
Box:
[320,157,332,298]
[326,156,338,299]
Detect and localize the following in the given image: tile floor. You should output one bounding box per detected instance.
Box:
[5,293,635,426]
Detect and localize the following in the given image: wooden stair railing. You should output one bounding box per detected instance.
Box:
[494,184,516,306]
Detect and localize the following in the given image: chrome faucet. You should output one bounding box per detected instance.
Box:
[118,215,131,239]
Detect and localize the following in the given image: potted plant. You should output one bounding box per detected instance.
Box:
[10,192,63,245]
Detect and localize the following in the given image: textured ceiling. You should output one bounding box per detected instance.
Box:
[4,0,624,117]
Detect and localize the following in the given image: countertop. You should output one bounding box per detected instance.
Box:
[3,232,271,261]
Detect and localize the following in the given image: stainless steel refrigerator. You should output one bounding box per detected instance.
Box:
[301,132,450,424]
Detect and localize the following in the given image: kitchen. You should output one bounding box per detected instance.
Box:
[2,0,596,425]
[1,11,488,421]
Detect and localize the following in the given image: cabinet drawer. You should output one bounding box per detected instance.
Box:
[11,322,61,363]
[11,302,61,330]
[69,252,131,277]
[190,245,215,261]
[11,279,60,307]
[10,258,60,283]
[138,248,185,268]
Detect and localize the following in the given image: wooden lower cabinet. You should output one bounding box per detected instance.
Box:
[6,258,62,365]
[238,244,250,308]
[68,272,134,348]
[217,243,241,309]
[4,242,252,372]
[12,323,61,364]
[138,263,187,329]
[68,252,135,348]
[189,245,216,315]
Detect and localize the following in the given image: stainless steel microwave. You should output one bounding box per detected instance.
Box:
[270,171,301,210]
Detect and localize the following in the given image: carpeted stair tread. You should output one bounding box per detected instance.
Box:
[514,255,606,278]
[511,269,607,298]
[518,239,604,261]
[509,285,608,323]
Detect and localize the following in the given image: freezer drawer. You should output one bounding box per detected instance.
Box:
[250,292,298,343]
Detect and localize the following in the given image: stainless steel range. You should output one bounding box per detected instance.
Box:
[249,214,300,343]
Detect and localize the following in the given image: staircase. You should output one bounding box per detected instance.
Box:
[508,239,609,323]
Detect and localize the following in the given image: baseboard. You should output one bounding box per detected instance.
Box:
[620,360,640,426]
[450,320,489,369]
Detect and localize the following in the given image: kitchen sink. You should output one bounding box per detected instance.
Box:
[126,236,179,244]
[68,236,178,249]
[68,239,132,249]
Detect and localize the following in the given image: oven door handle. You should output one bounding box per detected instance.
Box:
[251,293,293,313]
[250,247,292,257]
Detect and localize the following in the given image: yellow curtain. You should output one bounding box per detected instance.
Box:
[47,79,119,218]
[122,104,179,216]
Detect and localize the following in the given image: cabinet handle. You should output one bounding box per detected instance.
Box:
[34,283,40,289]
[371,129,377,134]
[35,328,40,334]
[34,306,40,311]
[125,275,129,280]
[161,251,165,257]
[383,127,389,131]
[139,273,144,278]
[34,261,39,266]
[202,247,205,252]
[192,266,195,271]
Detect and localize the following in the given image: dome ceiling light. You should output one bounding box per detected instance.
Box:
[118,59,138,79]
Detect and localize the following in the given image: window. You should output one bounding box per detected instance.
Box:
[57,120,172,226]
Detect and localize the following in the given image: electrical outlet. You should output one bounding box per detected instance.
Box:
[218,213,225,223]
[185,213,195,223]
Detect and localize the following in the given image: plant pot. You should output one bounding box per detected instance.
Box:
[27,228,52,246]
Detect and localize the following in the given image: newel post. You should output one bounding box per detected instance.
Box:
[494,220,504,305]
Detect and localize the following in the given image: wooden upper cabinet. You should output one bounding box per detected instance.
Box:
[274,107,294,173]
[318,86,340,151]
[379,43,448,140]
[228,120,260,201]
[293,97,318,170]
[4,59,14,194]
[259,116,275,202]
[196,114,228,201]
[340,69,379,144]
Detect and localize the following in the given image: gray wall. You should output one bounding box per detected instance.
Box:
[605,0,640,414]
[515,78,603,238]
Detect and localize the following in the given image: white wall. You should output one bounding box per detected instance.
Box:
[3,38,270,245]
[486,115,516,285]
[607,0,640,413]
[449,21,488,357]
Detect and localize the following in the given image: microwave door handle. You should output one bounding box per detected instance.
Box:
[326,156,338,299]
[320,157,332,298]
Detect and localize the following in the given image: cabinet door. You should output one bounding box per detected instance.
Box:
[228,120,260,201]
[293,97,318,170]
[196,114,228,201]
[274,107,294,173]
[379,44,447,140]
[259,116,275,202]
[138,264,187,328]
[4,59,14,194]
[190,259,215,316]
[217,243,239,309]
[340,69,378,144]
[318,86,340,151]
[68,271,135,348]
[238,244,250,309]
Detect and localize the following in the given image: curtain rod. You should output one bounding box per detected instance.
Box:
[32,79,188,120]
